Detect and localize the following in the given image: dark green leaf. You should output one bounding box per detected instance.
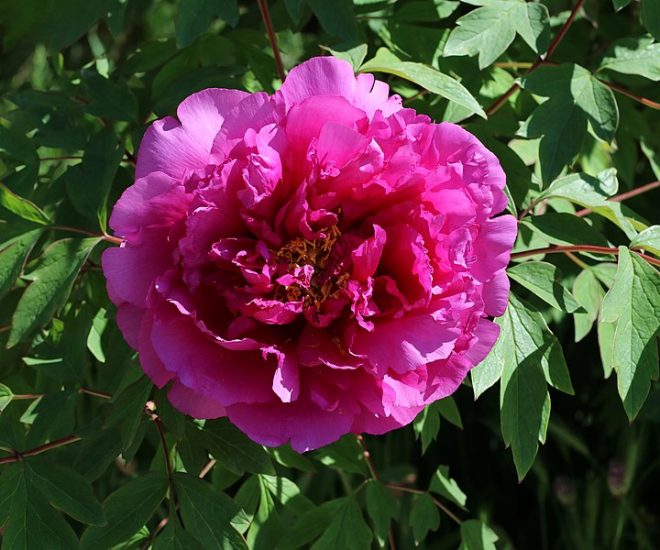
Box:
[365,481,397,548]
[0,183,51,225]
[307,0,358,42]
[175,0,240,48]
[642,0,660,39]
[153,518,202,550]
[460,519,499,550]
[520,213,609,248]
[311,495,372,550]
[104,376,152,452]
[81,70,138,122]
[409,492,440,544]
[80,472,168,549]
[8,238,100,347]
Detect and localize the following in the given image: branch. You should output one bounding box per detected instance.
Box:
[510,245,660,267]
[485,0,585,117]
[51,225,123,245]
[256,0,286,81]
[0,435,81,465]
[603,81,660,110]
[385,484,462,525]
[145,402,177,517]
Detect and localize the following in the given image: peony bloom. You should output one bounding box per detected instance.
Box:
[103,57,517,451]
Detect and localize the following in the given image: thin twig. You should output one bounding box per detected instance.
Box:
[602,81,660,110]
[146,402,177,517]
[256,0,286,81]
[385,484,462,525]
[511,245,660,267]
[79,387,113,399]
[51,225,123,245]
[575,181,660,217]
[0,435,81,465]
[485,0,585,116]
[199,459,217,479]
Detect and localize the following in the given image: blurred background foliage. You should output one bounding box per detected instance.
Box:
[0,0,659,548]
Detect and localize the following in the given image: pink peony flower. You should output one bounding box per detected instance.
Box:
[103,57,517,452]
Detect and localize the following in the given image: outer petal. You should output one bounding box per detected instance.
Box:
[168,381,227,419]
[278,57,402,119]
[481,270,511,317]
[471,215,518,282]
[136,88,248,179]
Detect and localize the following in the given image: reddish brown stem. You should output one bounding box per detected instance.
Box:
[50,225,123,245]
[79,387,112,399]
[575,181,660,217]
[256,0,286,81]
[511,245,660,267]
[0,435,81,465]
[385,484,462,525]
[485,0,585,116]
[602,81,660,110]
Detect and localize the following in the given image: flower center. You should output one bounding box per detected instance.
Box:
[274,225,348,307]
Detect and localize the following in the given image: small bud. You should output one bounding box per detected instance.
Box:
[553,476,576,507]
[607,459,627,498]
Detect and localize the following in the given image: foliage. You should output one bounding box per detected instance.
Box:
[0,0,659,548]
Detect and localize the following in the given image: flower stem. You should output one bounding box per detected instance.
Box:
[256,0,286,81]
[51,225,123,245]
[511,245,660,267]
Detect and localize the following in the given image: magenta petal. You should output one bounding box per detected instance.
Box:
[264,346,300,403]
[471,215,518,282]
[481,270,511,317]
[168,381,227,419]
[114,304,144,350]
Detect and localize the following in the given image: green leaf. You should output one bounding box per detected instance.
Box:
[326,43,368,71]
[409,493,440,544]
[413,402,441,453]
[612,0,632,11]
[153,518,202,550]
[1,463,79,550]
[360,48,486,119]
[0,183,51,225]
[599,248,660,419]
[572,269,605,342]
[307,0,358,42]
[365,481,397,548]
[487,294,573,479]
[642,0,660,39]
[520,213,609,248]
[443,0,550,69]
[0,382,13,412]
[395,0,459,23]
[104,376,152,452]
[599,36,660,81]
[86,307,108,362]
[312,495,372,550]
[508,261,582,313]
[81,69,138,122]
[314,434,368,476]
[174,472,247,549]
[203,419,275,475]
[630,225,660,256]
[436,396,463,428]
[539,171,636,239]
[175,0,240,48]
[519,64,619,183]
[26,458,105,525]
[8,238,100,347]
[277,499,345,550]
[429,465,467,509]
[0,229,43,300]
[63,128,123,230]
[459,519,499,550]
[80,472,168,549]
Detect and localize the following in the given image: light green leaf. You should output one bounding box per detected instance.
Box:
[360,48,486,119]
[26,458,105,525]
[496,294,573,479]
[8,238,101,347]
[520,64,619,184]
[0,183,51,225]
[311,495,372,550]
[460,519,499,550]
[573,269,605,342]
[539,171,636,239]
[86,307,108,362]
[0,383,13,413]
[174,472,248,549]
[0,229,43,300]
[599,248,660,419]
[326,43,368,71]
[630,225,660,256]
[444,0,550,69]
[599,36,660,81]
[508,261,582,312]
[409,493,440,544]
[80,472,168,550]
[365,481,397,548]
[429,465,467,509]
[612,0,632,11]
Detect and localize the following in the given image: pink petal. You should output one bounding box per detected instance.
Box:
[471,215,518,282]
[168,381,227,419]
